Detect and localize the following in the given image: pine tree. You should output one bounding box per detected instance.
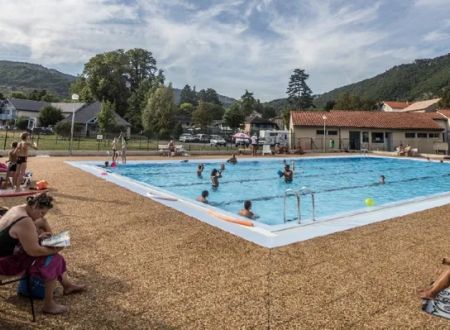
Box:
[286,69,313,110]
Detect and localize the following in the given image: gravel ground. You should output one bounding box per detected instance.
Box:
[1,155,450,329]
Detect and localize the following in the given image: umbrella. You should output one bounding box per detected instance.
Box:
[232,132,250,139]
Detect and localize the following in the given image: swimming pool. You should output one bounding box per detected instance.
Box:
[69,156,450,247]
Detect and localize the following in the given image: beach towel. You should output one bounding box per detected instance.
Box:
[422,288,450,320]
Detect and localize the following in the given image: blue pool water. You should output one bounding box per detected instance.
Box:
[108,157,450,225]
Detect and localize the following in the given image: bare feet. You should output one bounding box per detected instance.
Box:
[418,288,436,300]
[43,302,68,314]
[63,283,86,295]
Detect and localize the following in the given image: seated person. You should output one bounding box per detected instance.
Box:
[396,144,405,156]
[227,154,237,164]
[419,258,450,300]
[196,190,209,204]
[280,164,294,182]
[0,192,85,314]
[168,140,175,157]
[239,200,255,219]
[404,145,412,156]
[210,169,222,188]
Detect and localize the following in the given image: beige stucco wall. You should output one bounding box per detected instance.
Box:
[290,125,443,153]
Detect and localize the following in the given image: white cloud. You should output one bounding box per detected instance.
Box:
[0,0,449,100]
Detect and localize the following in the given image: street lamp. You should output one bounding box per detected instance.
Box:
[322,115,327,153]
[69,93,79,155]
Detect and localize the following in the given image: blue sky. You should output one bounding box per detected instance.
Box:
[0,0,449,101]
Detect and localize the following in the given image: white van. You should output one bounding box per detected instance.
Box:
[259,130,289,146]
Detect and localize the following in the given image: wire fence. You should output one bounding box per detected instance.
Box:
[0,129,244,152]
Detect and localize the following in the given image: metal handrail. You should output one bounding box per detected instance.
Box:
[284,189,300,223]
[284,187,316,224]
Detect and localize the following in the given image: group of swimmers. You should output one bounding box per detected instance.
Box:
[195,155,297,220]
[1,132,37,191]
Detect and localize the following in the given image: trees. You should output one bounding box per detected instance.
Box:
[15,116,29,130]
[240,90,257,116]
[97,101,117,134]
[38,106,64,127]
[179,102,195,116]
[198,88,221,105]
[179,84,198,106]
[286,68,313,110]
[70,76,94,102]
[334,93,376,110]
[261,105,276,119]
[126,48,158,92]
[439,87,450,108]
[28,89,59,102]
[11,92,27,99]
[142,85,176,139]
[192,100,213,130]
[223,102,245,130]
[83,50,130,117]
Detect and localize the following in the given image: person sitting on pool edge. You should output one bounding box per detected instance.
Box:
[197,163,205,176]
[418,257,450,300]
[280,164,293,183]
[227,154,237,164]
[210,168,222,188]
[239,200,255,219]
[196,190,209,203]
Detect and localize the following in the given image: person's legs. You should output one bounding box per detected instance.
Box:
[59,272,86,295]
[14,163,25,191]
[419,269,450,299]
[43,279,68,314]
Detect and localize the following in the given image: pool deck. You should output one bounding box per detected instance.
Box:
[1,154,450,328]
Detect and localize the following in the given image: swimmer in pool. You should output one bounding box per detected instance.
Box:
[210,168,221,188]
[379,175,385,184]
[239,200,256,219]
[281,164,293,183]
[196,190,209,203]
[197,163,205,176]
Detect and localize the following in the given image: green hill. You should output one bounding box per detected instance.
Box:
[314,53,450,108]
[0,60,75,98]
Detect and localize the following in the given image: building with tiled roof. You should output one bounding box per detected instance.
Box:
[289,110,446,153]
[380,101,410,111]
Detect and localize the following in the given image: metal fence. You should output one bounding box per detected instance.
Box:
[0,130,241,152]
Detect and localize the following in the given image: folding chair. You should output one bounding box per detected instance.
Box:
[0,271,36,322]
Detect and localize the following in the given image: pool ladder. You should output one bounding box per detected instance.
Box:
[283,187,316,224]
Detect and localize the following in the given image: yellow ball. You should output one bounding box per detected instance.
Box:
[365,198,375,207]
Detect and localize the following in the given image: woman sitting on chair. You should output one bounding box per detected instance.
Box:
[0,192,85,314]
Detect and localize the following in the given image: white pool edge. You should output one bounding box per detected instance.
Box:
[66,155,450,248]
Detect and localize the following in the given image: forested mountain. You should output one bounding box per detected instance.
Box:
[314,53,450,108]
[0,60,76,97]
[0,60,236,105]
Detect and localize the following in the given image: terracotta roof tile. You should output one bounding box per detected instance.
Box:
[291,110,442,130]
[383,101,409,109]
[437,109,450,118]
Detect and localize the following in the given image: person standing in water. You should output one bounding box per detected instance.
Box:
[120,133,127,164]
[14,132,38,191]
[111,138,118,164]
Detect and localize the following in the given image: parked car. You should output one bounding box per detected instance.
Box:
[210,135,226,146]
[195,134,210,143]
[31,127,53,135]
[179,133,195,142]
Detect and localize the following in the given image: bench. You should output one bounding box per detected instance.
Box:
[158,144,187,156]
